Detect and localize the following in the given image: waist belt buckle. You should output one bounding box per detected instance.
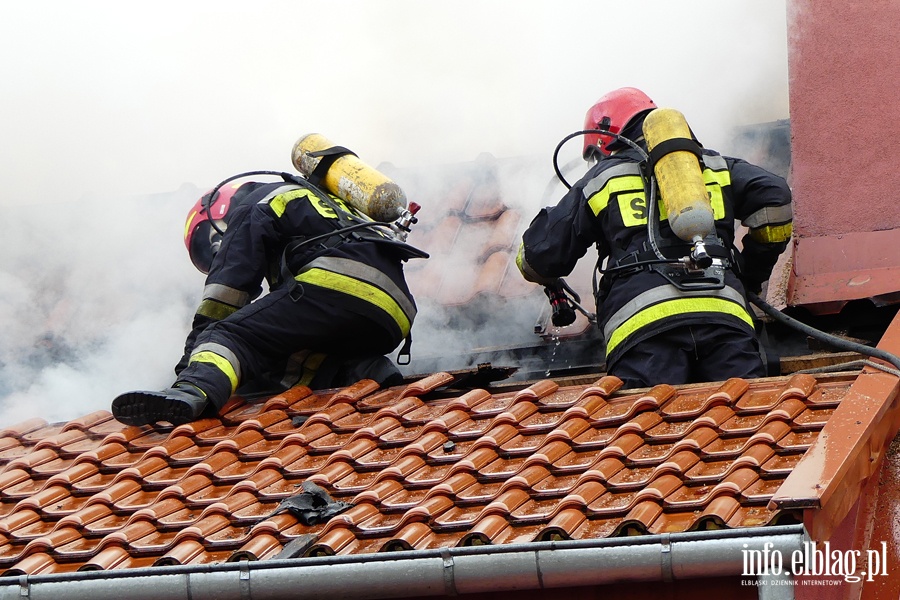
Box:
[288,280,305,302]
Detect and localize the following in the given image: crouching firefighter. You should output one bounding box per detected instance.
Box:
[112,134,428,426]
[517,87,792,388]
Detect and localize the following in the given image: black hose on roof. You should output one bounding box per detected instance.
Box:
[746,291,900,372]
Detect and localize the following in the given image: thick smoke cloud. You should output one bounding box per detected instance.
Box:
[0,188,203,425]
[0,1,789,426]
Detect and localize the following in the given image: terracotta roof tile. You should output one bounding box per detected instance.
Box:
[0,367,895,574]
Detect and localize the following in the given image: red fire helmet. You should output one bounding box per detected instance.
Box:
[183,182,243,274]
[582,87,657,160]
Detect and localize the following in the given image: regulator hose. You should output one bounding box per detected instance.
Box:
[203,170,299,235]
[746,291,900,372]
[552,128,648,190]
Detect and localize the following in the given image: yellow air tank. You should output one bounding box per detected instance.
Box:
[291,133,408,222]
[642,108,714,243]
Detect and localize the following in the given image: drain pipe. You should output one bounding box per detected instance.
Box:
[0,526,806,600]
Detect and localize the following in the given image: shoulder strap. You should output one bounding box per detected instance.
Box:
[307,146,357,189]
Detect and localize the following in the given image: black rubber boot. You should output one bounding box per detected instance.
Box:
[111,384,210,426]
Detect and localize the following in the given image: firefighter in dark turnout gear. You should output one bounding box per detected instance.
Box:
[517,87,792,388]
[112,174,424,426]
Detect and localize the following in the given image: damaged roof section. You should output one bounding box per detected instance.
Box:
[0,337,898,576]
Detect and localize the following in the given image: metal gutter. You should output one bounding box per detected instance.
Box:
[0,525,807,600]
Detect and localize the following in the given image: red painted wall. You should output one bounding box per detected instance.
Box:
[786,0,900,310]
[788,0,900,237]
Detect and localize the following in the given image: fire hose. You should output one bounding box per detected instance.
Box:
[746,292,900,374]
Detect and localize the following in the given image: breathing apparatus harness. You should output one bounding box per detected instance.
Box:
[203,162,428,363]
[544,124,733,327]
[204,166,423,249]
[549,128,900,377]
[203,166,426,287]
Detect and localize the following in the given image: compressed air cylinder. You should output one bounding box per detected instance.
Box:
[642,108,714,242]
[291,133,408,222]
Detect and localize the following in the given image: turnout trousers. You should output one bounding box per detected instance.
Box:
[607,323,766,389]
[176,284,403,409]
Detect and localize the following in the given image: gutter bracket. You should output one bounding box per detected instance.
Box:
[239,559,251,599]
[18,575,29,599]
[660,534,674,582]
[440,547,458,596]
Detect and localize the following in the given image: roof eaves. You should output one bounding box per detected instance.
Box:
[0,525,807,600]
[769,311,900,540]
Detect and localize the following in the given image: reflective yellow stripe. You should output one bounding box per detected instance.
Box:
[190,351,239,393]
[617,192,657,227]
[305,193,341,219]
[516,243,554,285]
[196,299,239,320]
[587,175,644,216]
[295,268,411,336]
[594,171,728,226]
[269,189,315,217]
[750,222,793,243]
[606,297,754,355]
[270,188,358,220]
[701,168,728,220]
[703,169,731,221]
[702,167,731,186]
[184,210,199,240]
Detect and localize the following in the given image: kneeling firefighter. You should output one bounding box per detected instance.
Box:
[112,134,427,426]
[517,87,793,388]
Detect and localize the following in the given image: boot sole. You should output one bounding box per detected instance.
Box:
[111,391,199,427]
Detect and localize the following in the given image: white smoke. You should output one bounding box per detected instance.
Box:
[0,188,203,426]
[0,0,790,426]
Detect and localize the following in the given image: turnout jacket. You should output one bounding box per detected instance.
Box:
[178,180,419,369]
[518,147,792,366]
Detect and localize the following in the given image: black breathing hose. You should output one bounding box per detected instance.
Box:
[552,128,648,190]
[746,291,900,372]
[202,170,299,235]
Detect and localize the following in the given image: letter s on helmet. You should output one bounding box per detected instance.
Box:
[183,183,242,274]
[582,87,657,160]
